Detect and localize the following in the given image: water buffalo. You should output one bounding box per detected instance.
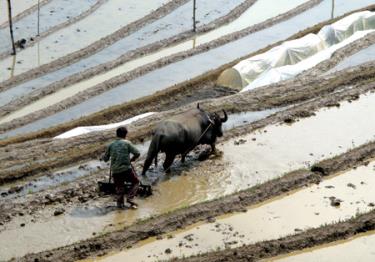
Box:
[141,104,228,175]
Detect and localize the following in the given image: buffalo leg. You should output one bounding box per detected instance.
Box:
[210,143,216,153]
[163,153,176,173]
[181,153,187,163]
[142,156,154,176]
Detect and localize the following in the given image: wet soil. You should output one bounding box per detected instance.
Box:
[0,85,374,258]
[274,231,375,262]
[12,138,375,261]
[180,210,375,262]
[1,60,374,184]
[99,162,375,261]
[4,90,375,259]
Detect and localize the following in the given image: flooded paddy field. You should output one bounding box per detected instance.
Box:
[1,0,375,261]
[2,0,375,137]
[0,0,309,123]
[273,230,375,262]
[0,0,102,57]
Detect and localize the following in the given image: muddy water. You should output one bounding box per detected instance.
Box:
[0,0,246,109]
[0,0,37,25]
[325,43,375,75]
[273,231,375,262]
[2,93,375,259]
[3,0,374,136]
[0,0,171,81]
[0,109,277,199]
[0,0,99,54]
[96,161,375,261]
[0,140,152,199]
[0,160,105,199]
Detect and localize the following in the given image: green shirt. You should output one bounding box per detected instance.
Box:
[103,139,140,174]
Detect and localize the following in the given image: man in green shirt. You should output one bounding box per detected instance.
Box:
[102,126,141,209]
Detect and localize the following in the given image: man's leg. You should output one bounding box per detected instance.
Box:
[113,172,125,208]
[124,169,140,207]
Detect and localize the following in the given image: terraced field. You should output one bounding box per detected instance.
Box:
[0,0,375,261]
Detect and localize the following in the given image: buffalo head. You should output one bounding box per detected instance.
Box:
[210,109,228,137]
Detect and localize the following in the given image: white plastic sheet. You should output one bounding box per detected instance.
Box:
[234,33,325,83]
[244,30,373,90]
[233,11,375,92]
[54,112,155,139]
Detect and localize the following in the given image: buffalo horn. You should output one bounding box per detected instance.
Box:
[221,109,228,122]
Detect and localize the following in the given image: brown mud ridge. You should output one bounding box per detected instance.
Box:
[0,79,374,228]
[0,0,325,124]
[14,134,375,261]
[1,58,374,186]
[0,0,107,60]
[0,0,257,90]
[181,210,375,262]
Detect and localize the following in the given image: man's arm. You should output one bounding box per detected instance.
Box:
[102,145,111,162]
[128,142,140,162]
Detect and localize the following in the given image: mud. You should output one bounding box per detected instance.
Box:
[12,139,375,261]
[1,88,375,259]
[180,211,375,262]
[273,230,375,262]
[2,1,375,136]
[1,61,375,184]
[98,162,375,261]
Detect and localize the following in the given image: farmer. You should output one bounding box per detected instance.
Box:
[102,126,140,209]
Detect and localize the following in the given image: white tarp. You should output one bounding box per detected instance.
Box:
[244,30,373,91]
[54,112,155,139]
[234,33,325,83]
[230,11,375,92]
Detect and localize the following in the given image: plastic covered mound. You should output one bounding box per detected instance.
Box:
[216,11,375,91]
[54,112,155,139]
[216,68,246,90]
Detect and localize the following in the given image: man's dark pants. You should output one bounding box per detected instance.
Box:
[113,169,139,206]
